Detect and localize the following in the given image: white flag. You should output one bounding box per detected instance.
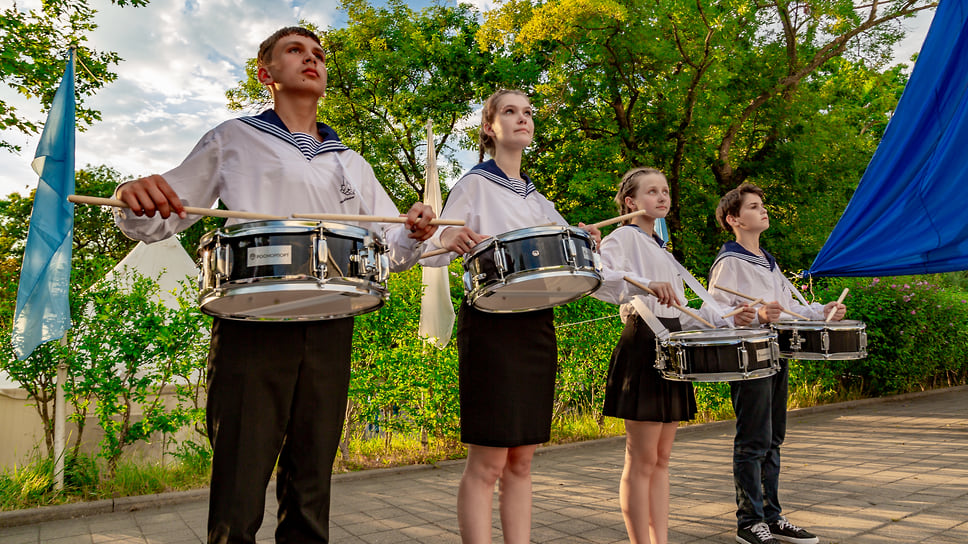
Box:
[418,120,456,348]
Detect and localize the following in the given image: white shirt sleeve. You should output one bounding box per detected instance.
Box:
[114,128,223,243]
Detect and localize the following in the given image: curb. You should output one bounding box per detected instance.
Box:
[1,384,964,528]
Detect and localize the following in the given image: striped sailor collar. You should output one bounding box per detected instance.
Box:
[626,224,667,249]
[467,159,536,198]
[238,109,349,160]
[713,240,776,271]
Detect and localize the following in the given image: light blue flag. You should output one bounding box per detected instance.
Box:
[12,51,75,360]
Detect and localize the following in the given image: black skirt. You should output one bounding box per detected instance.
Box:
[456,302,557,447]
[603,315,697,422]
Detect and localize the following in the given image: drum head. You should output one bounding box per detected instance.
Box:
[469,271,601,312]
[200,281,385,321]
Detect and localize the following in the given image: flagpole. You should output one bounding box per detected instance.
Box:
[53,48,76,492]
[54,336,68,491]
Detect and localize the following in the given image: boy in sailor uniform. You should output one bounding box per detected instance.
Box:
[113,27,437,544]
[708,183,845,544]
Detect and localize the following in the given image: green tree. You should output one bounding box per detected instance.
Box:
[1,0,148,152]
[69,270,209,475]
[479,0,933,270]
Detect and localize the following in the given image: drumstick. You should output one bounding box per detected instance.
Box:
[624,276,714,329]
[69,195,286,220]
[711,283,810,320]
[825,288,849,322]
[420,247,450,259]
[585,210,648,230]
[722,298,763,319]
[291,212,464,226]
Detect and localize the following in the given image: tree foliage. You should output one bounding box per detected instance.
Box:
[479,0,934,270]
[0,0,148,152]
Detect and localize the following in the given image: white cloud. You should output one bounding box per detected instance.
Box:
[0,0,340,197]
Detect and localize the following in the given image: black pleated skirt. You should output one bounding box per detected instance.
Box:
[603,315,697,422]
[456,302,557,447]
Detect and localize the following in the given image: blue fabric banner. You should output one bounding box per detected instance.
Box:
[807,2,968,277]
[11,51,76,360]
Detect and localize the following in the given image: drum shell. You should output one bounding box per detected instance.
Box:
[462,226,602,313]
[197,220,388,321]
[655,328,780,382]
[772,320,867,360]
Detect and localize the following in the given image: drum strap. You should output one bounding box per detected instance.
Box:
[778,270,811,307]
[665,255,730,326]
[630,296,671,341]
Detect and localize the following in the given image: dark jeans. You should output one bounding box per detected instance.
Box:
[206,317,354,544]
[730,359,788,529]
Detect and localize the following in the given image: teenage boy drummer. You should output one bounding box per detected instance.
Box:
[114,27,437,544]
[708,183,846,544]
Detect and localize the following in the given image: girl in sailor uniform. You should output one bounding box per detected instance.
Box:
[424,89,598,543]
[593,167,755,544]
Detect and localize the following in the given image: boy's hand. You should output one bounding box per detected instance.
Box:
[403,202,438,241]
[577,222,602,248]
[824,301,847,321]
[648,281,681,307]
[116,174,187,219]
[439,226,488,255]
[732,305,757,327]
[758,301,783,323]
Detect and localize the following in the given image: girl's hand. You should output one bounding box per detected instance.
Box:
[648,281,681,307]
[439,226,488,255]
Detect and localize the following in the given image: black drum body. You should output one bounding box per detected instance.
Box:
[197,220,388,321]
[462,226,602,313]
[655,328,780,382]
[771,320,868,360]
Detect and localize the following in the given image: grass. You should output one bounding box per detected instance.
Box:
[0,380,943,512]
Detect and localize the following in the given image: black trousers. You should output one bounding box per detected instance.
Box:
[206,317,353,544]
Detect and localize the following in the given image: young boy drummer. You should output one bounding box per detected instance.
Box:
[708,183,846,544]
[113,27,437,543]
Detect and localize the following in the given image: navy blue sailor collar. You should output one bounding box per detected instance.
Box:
[712,240,776,271]
[626,224,668,248]
[238,109,349,160]
[468,159,536,198]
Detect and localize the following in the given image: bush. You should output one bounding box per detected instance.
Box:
[793,274,968,396]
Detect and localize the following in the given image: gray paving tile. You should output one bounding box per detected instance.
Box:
[0,386,965,543]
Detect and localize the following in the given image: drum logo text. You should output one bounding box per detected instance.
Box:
[247,245,292,267]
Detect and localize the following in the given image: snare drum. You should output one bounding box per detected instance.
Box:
[655,328,780,382]
[198,220,389,321]
[771,320,867,360]
[462,225,602,312]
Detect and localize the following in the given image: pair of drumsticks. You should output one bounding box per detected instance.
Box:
[67,195,467,226]
[624,276,847,327]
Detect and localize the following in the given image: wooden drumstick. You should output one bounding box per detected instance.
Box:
[585,210,647,230]
[825,288,849,322]
[722,298,763,319]
[420,247,450,259]
[624,276,714,329]
[711,283,810,320]
[69,194,286,220]
[291,212,464,226]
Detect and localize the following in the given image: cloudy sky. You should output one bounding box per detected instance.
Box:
[0,1,934,198]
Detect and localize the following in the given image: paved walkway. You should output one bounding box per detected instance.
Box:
[1,386,966,543]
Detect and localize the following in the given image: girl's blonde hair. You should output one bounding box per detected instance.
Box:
[614,167,664,225]
[478,89,529,162]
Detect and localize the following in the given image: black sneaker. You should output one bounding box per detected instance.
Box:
[736,522,780,544]
[768,516,819,544]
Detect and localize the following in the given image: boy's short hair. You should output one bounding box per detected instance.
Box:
[258,27,322,68]
[716,182,764,233]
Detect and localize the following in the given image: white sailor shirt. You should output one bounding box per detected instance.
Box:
[114,109,423,271]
